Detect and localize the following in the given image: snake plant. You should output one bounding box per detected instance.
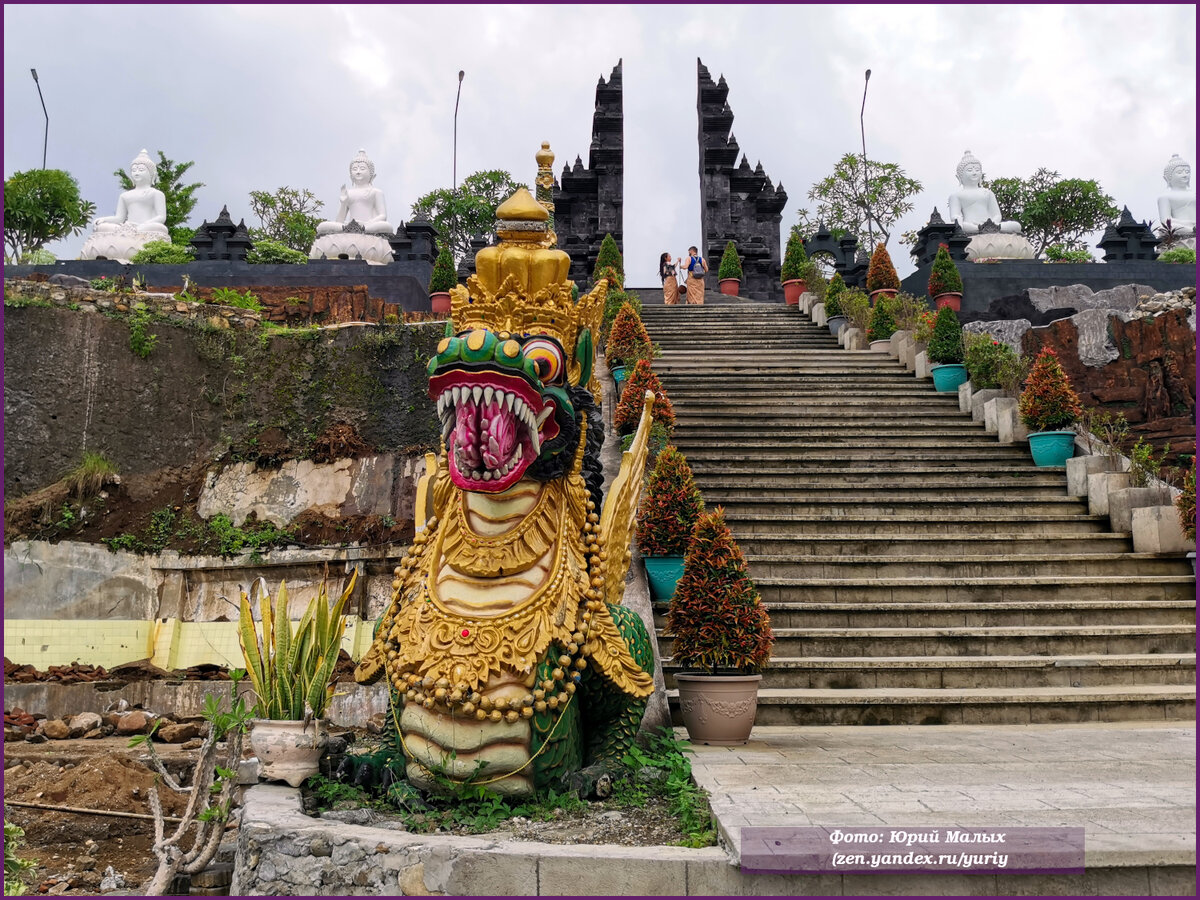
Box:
[238,571,357,720]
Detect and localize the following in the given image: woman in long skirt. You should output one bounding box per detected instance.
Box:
[683,246,708,305]
[659,252,679,305]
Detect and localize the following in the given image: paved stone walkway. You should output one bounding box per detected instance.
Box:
[685,723,1196,867]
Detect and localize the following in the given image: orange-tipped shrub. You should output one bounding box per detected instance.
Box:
[1019,347,1083,432]
[614,359,675,435]
[667,508,774,673]
[866,242,900,292]
[605,303,651,365]
[636,446,704,557]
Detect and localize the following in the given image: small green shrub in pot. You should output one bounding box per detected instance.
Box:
[823,273,847,317]
[605,302,652,366]
[840,289,871,335]
[600,287,640,346]
[927,244,963,297]
[780,231,811,282]
[866,295,898,342]
[964,332,1019,389]
[717,241,743,281]
[591,233,625,285]
[1018,348,1082,432]
[428,244,457,293]
[927,305,965,364]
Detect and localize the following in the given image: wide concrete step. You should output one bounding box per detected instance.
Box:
[659,654,1197,689]
[670,437,1028,452]
[746,553,1189,579]
[695,479,1067,498]
[691,470,1067,488]
[702,497,1088,517]
[674,418,988,432]
[752,575,1197,603]
[673,427,994,442]
[662,393,961,406]
[678,447,1034,463]
[665,684,1196,725]
[722,512,1113,535]
[655,624,1196,657]
[731,532,1132,556]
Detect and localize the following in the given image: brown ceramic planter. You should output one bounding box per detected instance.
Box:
[869,288,898,306]
[934,292,962,311]
[782,279,807,305]
[675,673,761,745]
[718,278,741,297]
[430,291,452,314]
[249,718,329,787]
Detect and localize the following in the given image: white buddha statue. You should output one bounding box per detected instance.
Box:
[309,149,395,264]
[946,150,1035,259]
[79,149,171,262]
[1157,154,1195,247]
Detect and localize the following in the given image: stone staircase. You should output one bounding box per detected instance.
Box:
[636,301,1196,725]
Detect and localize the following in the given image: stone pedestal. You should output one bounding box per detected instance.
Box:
[309,232,393,265]
[1108,486,1173,533]
[1088,472,1132,516]
[1131,505,1192,553]
[969,389,1004,422]
[965,232,1036,260]
[812,303,827,327]
[996,400,1028,444]
[914,350,932,380]
[79,225,165,264]
[958,381,974,413]
[842,327,865,350]
[888,329,910,359]
[1066,455,1128,497]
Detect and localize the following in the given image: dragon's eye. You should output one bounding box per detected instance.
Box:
[522,337,566,385]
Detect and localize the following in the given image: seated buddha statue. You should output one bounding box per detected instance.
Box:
[310,149,395,263]
[1157,154,1196,236]
[79,149,170,262]
[946,150,1034,259]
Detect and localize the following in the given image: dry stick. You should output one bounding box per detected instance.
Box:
[4,799,183,824]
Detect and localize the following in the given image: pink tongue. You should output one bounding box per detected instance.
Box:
[454,399,518,472]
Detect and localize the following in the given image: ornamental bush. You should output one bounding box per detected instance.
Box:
[927,305,964,365]
[889,291,930,332]
[840,289,871,335]
[1158,247,1197,264]
[927,244,963,297]
[866,295,897,342]
[1018,347,1083,432]
[605,303,652,366]
[428,244,457,293]
[591,233,624,285]
[964,332,1019,389]
[614,359,675,435]
[636,445,705,557]
[667,507,774,673]
[245,238,309,265]
[865,242,900,292]
[823,272,847,316]
[1176,458,1195,542]
[780,231,810,282]
[717,240,742,280]
[130,240,195,265]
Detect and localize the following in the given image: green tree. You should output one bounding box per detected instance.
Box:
[985,168,1118,256]
[592,233,625,284]
[114,150,203,246]
[248,186,324,253]
[411,170,526,265]
[3,168,96,263]
[794,153,922,249]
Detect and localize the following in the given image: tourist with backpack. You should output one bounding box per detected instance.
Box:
[682,246,708,305]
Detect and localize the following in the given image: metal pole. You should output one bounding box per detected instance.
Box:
[453,70,464,191]
[860,69,875,247]
[31,69,48,169]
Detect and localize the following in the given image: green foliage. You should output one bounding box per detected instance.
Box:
[605,303,652,366]
[19,248,56,265]
[823,272,847,316]
[1018,347,1082,431]
[1128,437,1170,488]
[63,451,118,499]
[963,332,1019,389]
[865,242,899,292]
[889,291,930,332]
[5,821,36,896]
[840,289,871,335]
[717,241,742,281]
[131,240,195,265]
[985,168,1118,256]
[667,508,774,673]
[1158,247,1197,264]
[927,244,963,297]
[794,153,922,248]
[429,244,458,293]
[637,446,705,557]
[129,303,159,358]
[927,306,964,365]
[411,170,527,265]
[210,287,263,312]
[246,238,310,265]
[115,150,203,246]
[1177,459,1195,542]
[866,295,897,342]
[615,360,675,436]
[780,230,812,282]
[600,287,641,346]
[248,186,324,252]
[3,168,96,262]
[1044,244,1094,263]
[592,233,625,285]
[238,572,356,720]
[103,507,297,557]
[621,728,716,847]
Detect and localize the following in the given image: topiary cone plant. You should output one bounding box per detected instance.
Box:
[926,304,968,392]
[605,302,652,369]
[717,240,743,296]
[667,507,774,744]
[1019,347,1084,466]
[614,359,675,437]
[591,233,625,286]
[927,243,963,306]
[866,242,900,296]
[637,446,704,602]
[823,272,847,318]
[780,231,812,304]
[428,244,457,313]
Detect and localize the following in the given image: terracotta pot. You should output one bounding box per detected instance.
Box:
[934,292,962,311]
[249,719,328,787]
[869,288,898,306]
[430,291,452,314]
[718,278,741,297]
[675,673,761,745]
[782,279,807,305]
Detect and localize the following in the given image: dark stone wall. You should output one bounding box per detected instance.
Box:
[1021,309,1196,461]
[900,258,1195,319]
[5,257,433,312]
[697,60,787,301]
[554,61,624,286]
[3,305,443,496]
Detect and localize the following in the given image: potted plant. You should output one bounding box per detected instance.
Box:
[1018,347,1083,467]
[238,571,357,786]
[823,273,848,336]
[780,230,811,305]
[667,508,774,745]
[927,243,964,311]
[927,305,968,392]
[866,293,897,350]
[866,242,900,305]
[839,289,871,348]
[591,233,625,287]
[428,245,457,315]
[637,446,705,603]
[717,240,743,297]
[1177,458,1196,573]
[605,302,652,388]
[614,359,675,437]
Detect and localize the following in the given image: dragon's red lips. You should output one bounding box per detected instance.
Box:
[429,371,560,492]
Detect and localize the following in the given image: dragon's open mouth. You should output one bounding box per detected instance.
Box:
[430,371,560,492]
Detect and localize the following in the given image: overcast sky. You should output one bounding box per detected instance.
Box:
[4,4,1195,284]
